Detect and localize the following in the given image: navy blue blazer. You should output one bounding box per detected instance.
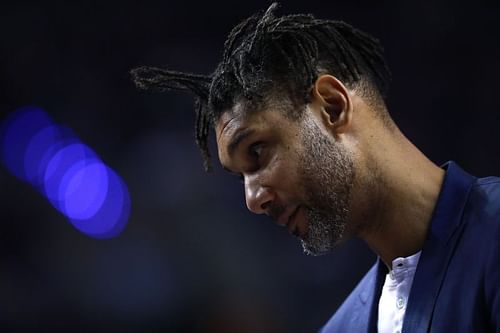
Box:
[320,162,500,332]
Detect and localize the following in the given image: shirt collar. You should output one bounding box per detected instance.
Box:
[389,251,421,282]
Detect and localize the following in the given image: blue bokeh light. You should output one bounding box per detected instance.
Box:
[23,124,77,189]
[43,143,100,212]
[0,106,131,239]
[61,160,109,220]
[69,165,131,239]
[0,106,53,182]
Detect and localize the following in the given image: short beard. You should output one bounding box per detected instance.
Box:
[297,117,355,256]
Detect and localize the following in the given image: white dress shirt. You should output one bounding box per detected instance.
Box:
[377,251,421,333]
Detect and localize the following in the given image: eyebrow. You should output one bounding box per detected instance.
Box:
[222,165,241,177]
[227,127,256,158]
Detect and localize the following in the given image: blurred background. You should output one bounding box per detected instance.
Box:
[1,0,500,332]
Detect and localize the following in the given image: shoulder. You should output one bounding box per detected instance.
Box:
[319,263,379,333]
[465,176,500,226]
[457,175,500,270]
[471,176,500,205]
[471,176,500,329]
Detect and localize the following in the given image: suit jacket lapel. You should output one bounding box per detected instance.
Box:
[403,162,476,332]
[345,259,387,333]
[366,260,388,333]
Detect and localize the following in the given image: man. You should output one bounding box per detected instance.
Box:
[131,3,500,332]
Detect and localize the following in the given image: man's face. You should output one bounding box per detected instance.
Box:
[216,103,355,255]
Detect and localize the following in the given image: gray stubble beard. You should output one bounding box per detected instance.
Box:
[297,117,355,256]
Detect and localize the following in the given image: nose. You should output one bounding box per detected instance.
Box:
[244,175,274,214]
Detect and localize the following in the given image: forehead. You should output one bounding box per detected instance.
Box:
[216,101,287,140]
[215,102,249,142]
[215,102,292,159]
[215,97,295,134]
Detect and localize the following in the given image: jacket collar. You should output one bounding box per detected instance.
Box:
[360,161,476,332]
[402,161,476,331]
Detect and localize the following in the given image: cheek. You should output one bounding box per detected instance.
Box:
[262,150,302,195]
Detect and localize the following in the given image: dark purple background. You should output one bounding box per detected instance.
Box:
[1,1,499,332]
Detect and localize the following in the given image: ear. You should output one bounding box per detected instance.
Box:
[311,74,353,135]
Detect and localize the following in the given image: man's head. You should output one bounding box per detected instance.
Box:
[131,3,393,254]
[208,3,390,123]
[215,88,356,254]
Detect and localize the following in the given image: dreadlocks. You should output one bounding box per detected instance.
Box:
[130,2,391,171]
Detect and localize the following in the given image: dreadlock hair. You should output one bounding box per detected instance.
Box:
[130,2,391,172]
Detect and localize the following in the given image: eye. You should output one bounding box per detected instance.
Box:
[248,142,264,159]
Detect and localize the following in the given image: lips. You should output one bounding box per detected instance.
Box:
[275,205,300,233]
[287,206,301,236]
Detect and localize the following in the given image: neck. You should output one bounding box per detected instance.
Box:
[352,126,445,269]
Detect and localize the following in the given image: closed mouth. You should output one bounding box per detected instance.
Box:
[275,205,299,229]
[287,206,301,236]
